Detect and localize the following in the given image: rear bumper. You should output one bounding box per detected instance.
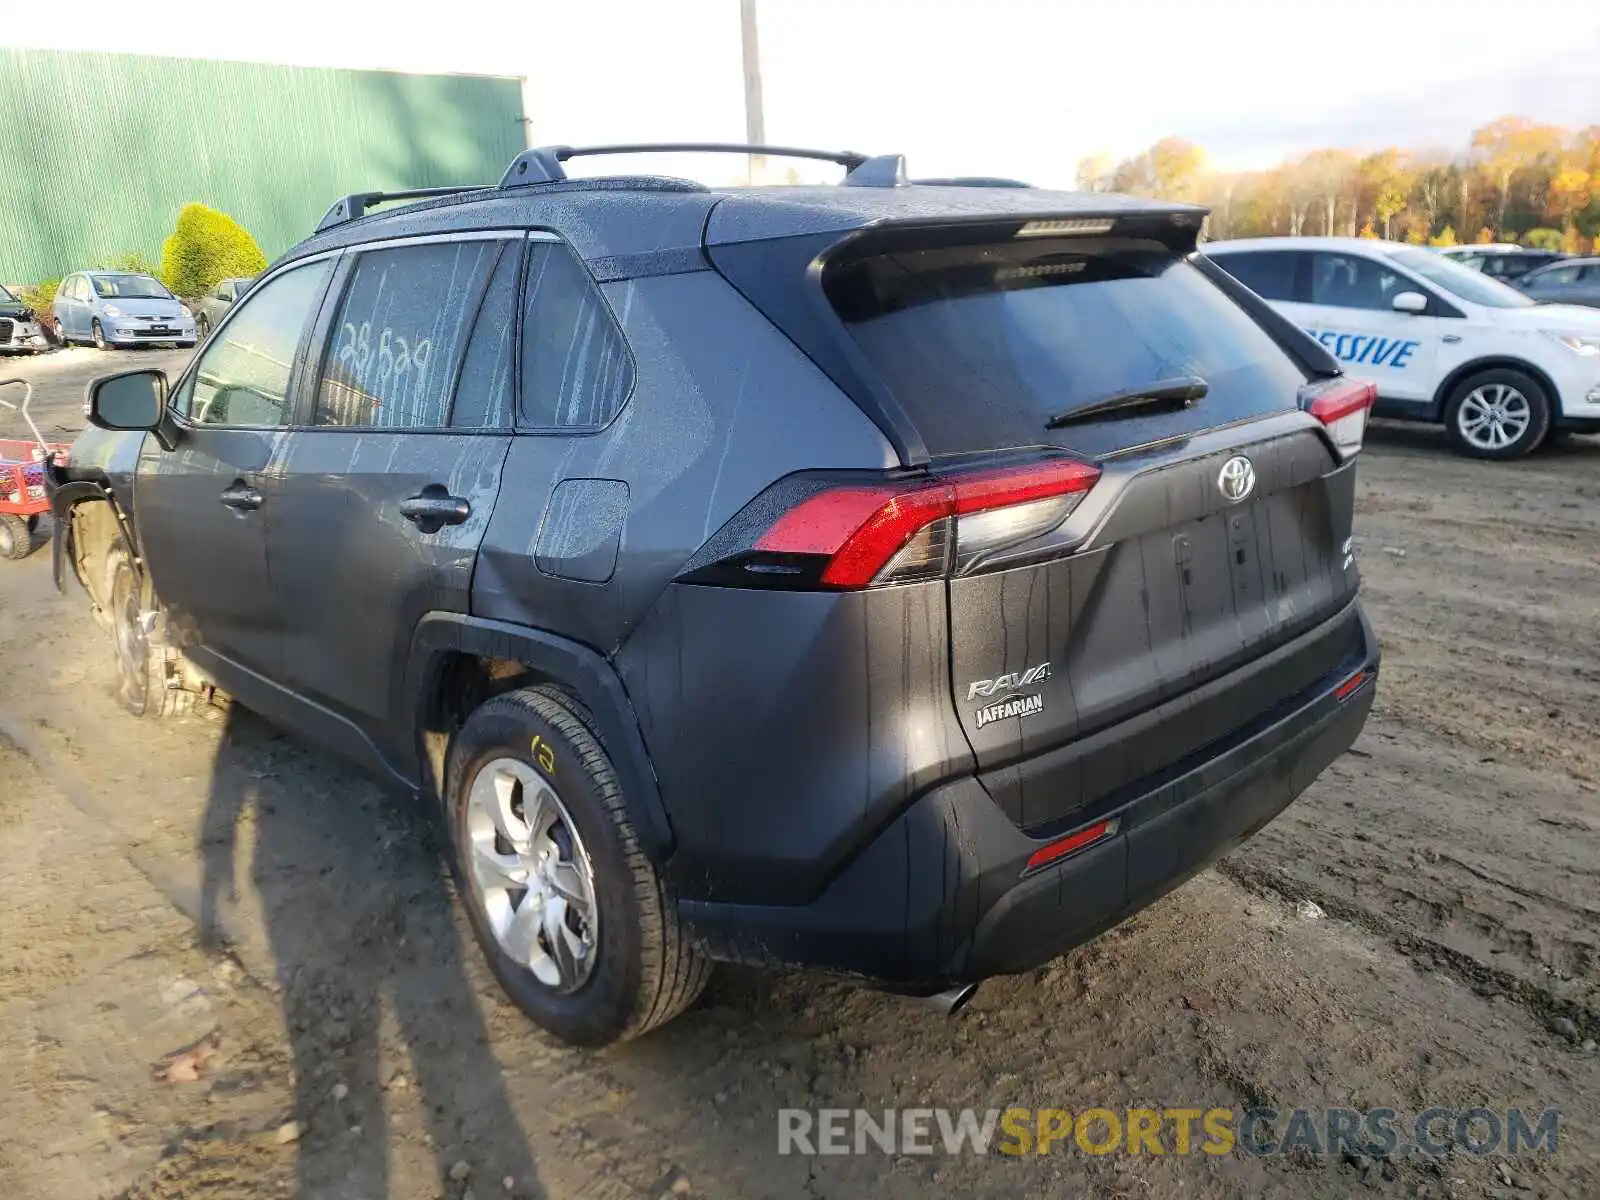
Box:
[679,603,1379,989]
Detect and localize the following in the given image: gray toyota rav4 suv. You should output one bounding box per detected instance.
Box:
[49,143,1380,1046]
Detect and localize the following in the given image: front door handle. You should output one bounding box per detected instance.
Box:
[219,482,263,511]
[399,486,471,533]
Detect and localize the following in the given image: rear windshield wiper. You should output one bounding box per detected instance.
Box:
[1045,376,1208,429]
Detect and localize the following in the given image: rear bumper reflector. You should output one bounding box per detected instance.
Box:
[1023,817,1119,875]
[1333,667,1373,701]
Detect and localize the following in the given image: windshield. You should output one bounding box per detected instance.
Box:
[1388,248,1536,309]
[0,284,16,303]
[92,274,173,300]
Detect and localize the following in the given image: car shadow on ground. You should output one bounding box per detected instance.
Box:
[197,707,548,1199]
[1365,418,1600,460]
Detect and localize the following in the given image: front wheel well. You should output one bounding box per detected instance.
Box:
[1430,358,1561,421]
[66,498,128,619]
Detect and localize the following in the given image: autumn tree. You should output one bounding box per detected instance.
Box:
[1472,116,1564,236]
[1548,160,1592,233]
[1092,116,1600,248]
[1075,153,1113,192]
[1358,150,1410,240]
[1106,138,1206,201]
[1295,149,1358,235]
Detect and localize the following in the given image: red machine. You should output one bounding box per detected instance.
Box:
[1,380,71,561]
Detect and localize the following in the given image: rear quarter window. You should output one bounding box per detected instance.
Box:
[824,236,1309,458]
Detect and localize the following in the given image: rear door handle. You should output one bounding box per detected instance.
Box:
[399,487,471,533]
[219,482,263,511]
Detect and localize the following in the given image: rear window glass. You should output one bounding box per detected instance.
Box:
[825,237,1308,457]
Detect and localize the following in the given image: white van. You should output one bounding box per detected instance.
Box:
[1204,236,1600,459]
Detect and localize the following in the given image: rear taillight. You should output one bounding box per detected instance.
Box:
[685,456,1102,591]
[1306,377,1376,458]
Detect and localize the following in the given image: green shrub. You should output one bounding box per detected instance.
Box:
[160,204,268,297]
[105,250,162,277]
[18,278,60,327]
[1524,227,1564,251]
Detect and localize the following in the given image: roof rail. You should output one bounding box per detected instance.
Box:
[912,176,1033,189]
[500,142,886,188]
[315,186,488,233]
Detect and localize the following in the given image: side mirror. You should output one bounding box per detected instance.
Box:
[89,369,168,431]
[1392,291,1428,315]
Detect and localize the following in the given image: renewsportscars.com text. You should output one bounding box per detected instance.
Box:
[777,1106,1561,1158]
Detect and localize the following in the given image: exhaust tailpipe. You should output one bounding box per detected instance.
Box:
[910,982,979,1016]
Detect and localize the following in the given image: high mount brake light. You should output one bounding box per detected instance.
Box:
[1307,378,1376,458]
[716,458,1102,590]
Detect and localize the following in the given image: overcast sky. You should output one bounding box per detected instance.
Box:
[11,1,1600,186]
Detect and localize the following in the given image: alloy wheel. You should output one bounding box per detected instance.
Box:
[464,756,599,993]
[1457,383,1531,452]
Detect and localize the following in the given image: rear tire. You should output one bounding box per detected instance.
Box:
[1443,368,1550,460]
[0,514,31,560]
[445,686,710,1046]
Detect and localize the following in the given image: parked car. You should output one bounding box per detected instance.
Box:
[1514,256,1600,308]
[53,271,197,350]
[193,276,255,340]
[0,284,48,354]
[48,143,1379,1046]
[1437,245,1568,282]
[1205,236,1600,459]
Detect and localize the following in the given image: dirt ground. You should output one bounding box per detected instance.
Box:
[1,366,1596,1199]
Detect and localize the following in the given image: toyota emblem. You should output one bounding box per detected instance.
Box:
[1217,455,1256,503]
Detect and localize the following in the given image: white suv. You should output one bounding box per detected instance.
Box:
[1204,236,1600,459]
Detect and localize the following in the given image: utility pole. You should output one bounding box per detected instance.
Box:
[741,0,766,183]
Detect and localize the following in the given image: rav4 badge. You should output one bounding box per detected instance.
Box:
[967,662,1051,701]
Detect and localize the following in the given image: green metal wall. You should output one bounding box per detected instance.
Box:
[0,48,526,285]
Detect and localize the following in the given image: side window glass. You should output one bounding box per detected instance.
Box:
[521,241,635,429]
[1210,251,1300,301]
[184,259,333,428]
[313,240,498,429]
[218,282,233,302]
[1310,253,1407,311]
[451,242,520,430]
